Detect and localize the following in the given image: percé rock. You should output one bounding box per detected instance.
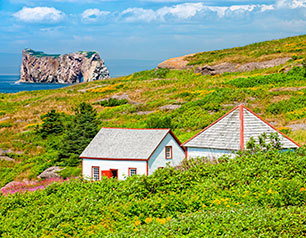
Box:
[18,49,110,84]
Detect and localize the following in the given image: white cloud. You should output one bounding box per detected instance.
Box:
[120,3,275,22]
[277,0,306,8]
[81,8,110,22]
[157,3,204,19]
[120,8,156,22]
[13,7,65,23]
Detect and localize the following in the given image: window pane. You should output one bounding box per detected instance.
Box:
[166,146,172,158]
[93,167,99,181]
[129,169,136,176]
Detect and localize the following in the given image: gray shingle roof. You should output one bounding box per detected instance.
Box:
[183,105,299,150]
[80,128,170,160]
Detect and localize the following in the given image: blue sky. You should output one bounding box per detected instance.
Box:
[0,0,306,74]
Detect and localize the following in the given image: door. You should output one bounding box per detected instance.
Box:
[101,170,112,178]
[110,169,118,179]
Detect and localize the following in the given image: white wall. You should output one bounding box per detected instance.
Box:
[148,133,185,175]
[187,147,236,160]
[83,159,147,180]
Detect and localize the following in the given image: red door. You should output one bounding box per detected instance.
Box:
[101,170,112,178]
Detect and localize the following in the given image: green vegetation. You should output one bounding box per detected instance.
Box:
[26,49,60,58]
[186,34,306,65]
[1,34,306,190]
[0,149,306,236]
[97,98,128,107]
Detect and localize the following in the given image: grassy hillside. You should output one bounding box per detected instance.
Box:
[1,35,306,186]
[1,150,306,236]
[186,34,306,66]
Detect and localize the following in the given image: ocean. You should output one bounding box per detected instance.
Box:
[0,59,160,94]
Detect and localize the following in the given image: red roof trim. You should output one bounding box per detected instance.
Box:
[169,130,186,152]
[243,105,301,148]
[147,129,171,161]
[100,127,170,131]
[81,157,148,161]
[240,104,244,151]
[182,105,240,146]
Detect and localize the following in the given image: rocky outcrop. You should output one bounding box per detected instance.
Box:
[158,55,291,75]
[18,49,110,84]
[37,166,64,179]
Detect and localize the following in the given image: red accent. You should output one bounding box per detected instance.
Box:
[182,105,240,146]
[80,157,147,161]
[185,149,188,160]
[168,130,186,152]
[101,127,170,131]
[147,129,171,160]
[240,104,244,151]
[91,166,100,180]
[81,159,83,176]
[101,170,112,178]
[165,146,173,159]
[146,161,148,176]
[128,168,137,176]
[243,105,301,147]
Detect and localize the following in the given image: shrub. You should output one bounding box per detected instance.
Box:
[98,98,128,107]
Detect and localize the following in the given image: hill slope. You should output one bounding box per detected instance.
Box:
[0,34,306,186]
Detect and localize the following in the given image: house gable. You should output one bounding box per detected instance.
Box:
[183,105,300,151]
[148,132,185,175]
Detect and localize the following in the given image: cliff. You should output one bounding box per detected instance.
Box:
[18,49,110,84]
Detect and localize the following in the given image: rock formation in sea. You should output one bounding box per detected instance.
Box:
[18,49,110,84]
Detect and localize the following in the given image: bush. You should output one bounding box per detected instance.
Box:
[146,114,173,129]
[98,98,128,107]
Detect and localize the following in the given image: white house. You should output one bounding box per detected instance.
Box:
[183,104,300,160]
[80,128,186,180]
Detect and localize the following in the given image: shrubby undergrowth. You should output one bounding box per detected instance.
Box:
[0,149,305,237]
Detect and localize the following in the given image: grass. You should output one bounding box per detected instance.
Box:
[1,34,306,185]
[186,34,306,66]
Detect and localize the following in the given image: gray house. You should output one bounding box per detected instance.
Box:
[80,128,186,180]
[183,104,300,159]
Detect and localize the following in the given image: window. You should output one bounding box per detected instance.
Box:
[129,168,137,176]
[92,166,100,181]
[165,146,172,159]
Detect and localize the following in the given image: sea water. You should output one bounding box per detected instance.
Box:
[0,59,160,94]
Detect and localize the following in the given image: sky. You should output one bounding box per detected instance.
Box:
[0,0,306,74]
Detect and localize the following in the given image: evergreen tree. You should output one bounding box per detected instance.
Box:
[60,102,99,166]
[37,109,64,138]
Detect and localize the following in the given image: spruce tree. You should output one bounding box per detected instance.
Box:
[60,102,99,166]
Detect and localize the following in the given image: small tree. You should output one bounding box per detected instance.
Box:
[246,132,282,153]
[37,109,64,138]
[59,102,99,166]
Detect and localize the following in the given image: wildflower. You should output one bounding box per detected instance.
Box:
[226,205,230,208]
[145,217,153,224]
[156,218,166,224]
[166,217,171,222]
[134,220,141,226]
[267,188,273,194]
[300,188,306,192]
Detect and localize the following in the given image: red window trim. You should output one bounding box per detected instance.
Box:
[91,166,100,181]
[128,168,137,176]
[165,146,173,159]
